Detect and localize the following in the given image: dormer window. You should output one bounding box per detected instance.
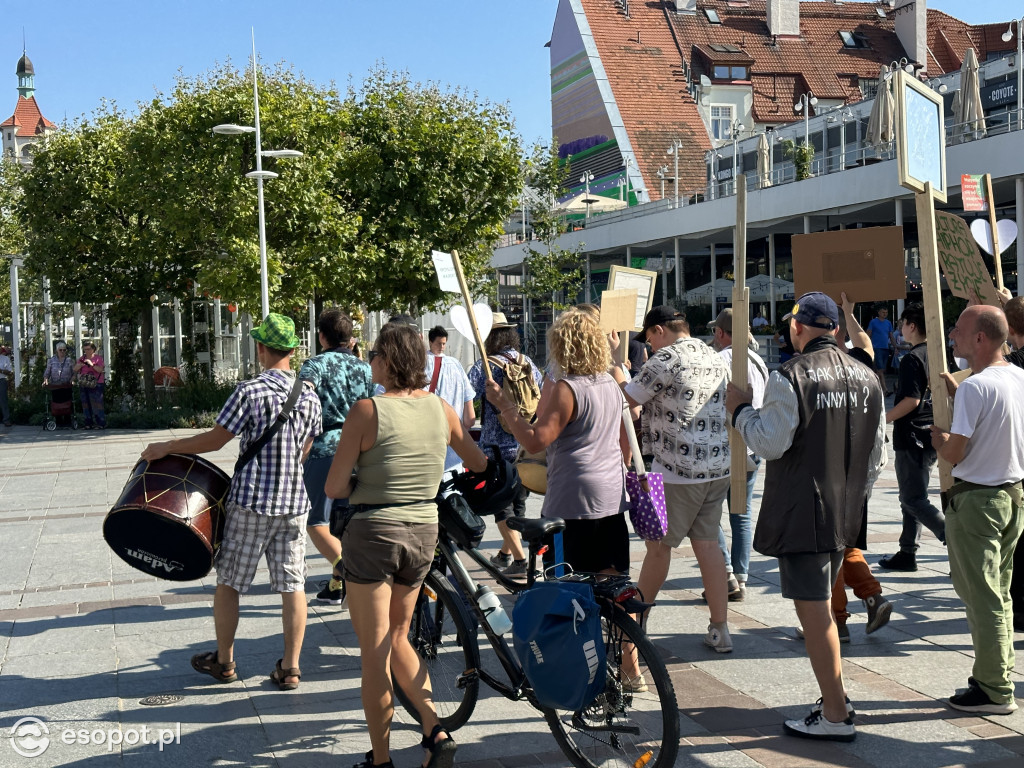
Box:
[712,65,750,80]
[705,9,721,24]
[839,31,869,49]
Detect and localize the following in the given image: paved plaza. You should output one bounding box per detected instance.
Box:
[0,423,1023,767]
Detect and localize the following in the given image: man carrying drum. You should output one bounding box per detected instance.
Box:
[142,314,321,690]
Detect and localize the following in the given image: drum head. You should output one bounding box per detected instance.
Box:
[103,508,214,581]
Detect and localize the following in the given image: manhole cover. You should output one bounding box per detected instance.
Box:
[139,694,184,706]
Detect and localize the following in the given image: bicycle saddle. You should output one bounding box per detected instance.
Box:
[506,516,564,542]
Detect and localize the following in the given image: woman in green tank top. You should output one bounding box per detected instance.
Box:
[325,323,488,768]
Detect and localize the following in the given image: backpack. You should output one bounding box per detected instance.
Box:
[487,352,540,433]
[512,580,606,712]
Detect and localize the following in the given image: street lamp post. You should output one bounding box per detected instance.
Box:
[212,34,303,320]
[827,107,855,170]
[1002,18,1024,131]
[656,164,668,200]
[579,170,595,220]
[666,140,683,207]
[793,91,818,146]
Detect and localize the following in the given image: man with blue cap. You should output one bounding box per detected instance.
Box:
[142,313,322,691]
[726,292,885,742]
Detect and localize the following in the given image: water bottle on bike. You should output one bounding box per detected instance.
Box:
[474,585,512,635]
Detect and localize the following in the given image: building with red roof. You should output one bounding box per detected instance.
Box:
[2,51,55,164]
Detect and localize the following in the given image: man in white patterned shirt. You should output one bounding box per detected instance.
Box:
[143,314,321,690]
[617,305,734,653]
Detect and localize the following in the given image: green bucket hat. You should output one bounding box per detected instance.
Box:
[250,313,301,351]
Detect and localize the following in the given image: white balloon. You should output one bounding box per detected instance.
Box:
[970,218,1018,256]
[450,303,493,343]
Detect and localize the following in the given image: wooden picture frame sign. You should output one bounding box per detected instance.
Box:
[895,70,948,204]
[599,289,639,334]
[607,265,658,332]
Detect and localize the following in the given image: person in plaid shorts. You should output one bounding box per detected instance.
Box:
[142,314,321,690]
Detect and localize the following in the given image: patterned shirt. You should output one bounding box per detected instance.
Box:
[427,353,475,470]
[217,369,322,516]
[299,347,374,459]
[44,355,74,385]
[625,337,731,484]
[468,348,543,462]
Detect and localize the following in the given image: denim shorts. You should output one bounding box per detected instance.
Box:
[342,518,438,587]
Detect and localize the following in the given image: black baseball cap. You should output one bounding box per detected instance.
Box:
[783,292,839,330]
[641,305,686,339]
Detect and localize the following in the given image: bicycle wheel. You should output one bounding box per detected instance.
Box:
[543,608,679,768]
[394,568,481,731]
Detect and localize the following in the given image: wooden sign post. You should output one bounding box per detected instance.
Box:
[730,175,750,507]
[450,250,493,384]
[983,174,1004,290]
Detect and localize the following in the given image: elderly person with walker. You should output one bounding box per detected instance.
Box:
[326,322,493,768]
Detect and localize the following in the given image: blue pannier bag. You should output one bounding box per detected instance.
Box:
[512,580,606,711]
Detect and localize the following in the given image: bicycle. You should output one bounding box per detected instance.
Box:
[394,478,679,768]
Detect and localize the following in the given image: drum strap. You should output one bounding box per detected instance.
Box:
[234,376,305,473]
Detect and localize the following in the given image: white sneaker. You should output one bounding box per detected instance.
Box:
[703,623,733,653]
[784,709,856,742]
[621,673,648,693]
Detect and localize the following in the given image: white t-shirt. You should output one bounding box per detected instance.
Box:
[718,345,768,458]
[950,364,1024,486]
[625,337,730,484]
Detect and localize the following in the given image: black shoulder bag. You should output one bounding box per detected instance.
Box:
[234,375,305,473]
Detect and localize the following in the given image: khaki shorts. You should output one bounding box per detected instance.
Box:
[342,518,437,587]
[661,478,730,547]
[215,502,307,593]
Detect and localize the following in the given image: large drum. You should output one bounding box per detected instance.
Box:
[103,454,230,581]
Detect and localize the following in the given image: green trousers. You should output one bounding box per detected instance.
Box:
[945,482,1024,705]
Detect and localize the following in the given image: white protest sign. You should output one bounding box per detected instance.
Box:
[431,250,461,293]
[451,304,493,343]
[970,219,1018,256]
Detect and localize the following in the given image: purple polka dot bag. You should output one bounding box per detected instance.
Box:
[625,471,668,542]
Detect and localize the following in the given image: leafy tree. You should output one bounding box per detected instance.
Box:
[521,145,585,311]
[0,158,26,329]
[333,68,522,312]
[781,139,814,181]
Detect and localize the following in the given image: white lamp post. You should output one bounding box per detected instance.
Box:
[1002,18,1024,131]
[666,140,683,206]
[793,91,818,146]
[656,164,668,200]
[212,34,303,320]
[579,170,595,220]
[827,107,855,170]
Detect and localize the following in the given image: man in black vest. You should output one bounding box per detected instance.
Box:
[726,292,885,742]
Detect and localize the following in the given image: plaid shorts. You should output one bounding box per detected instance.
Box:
[215,502,307,593]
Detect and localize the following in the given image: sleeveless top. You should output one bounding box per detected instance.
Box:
[349,395,447,523]
[542,373,628,521]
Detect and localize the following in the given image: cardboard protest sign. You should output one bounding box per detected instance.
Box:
[961,174,987,212]
[608,266,657,331]
[599,290,638,333]
[934,211,1001,306]
[431,250,460,293]
[792,226,907,304]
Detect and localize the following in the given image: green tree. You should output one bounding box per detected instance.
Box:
[521,145,585,311]
[0,158,26,329]
[333,68,522,312]
[781,139,814,181]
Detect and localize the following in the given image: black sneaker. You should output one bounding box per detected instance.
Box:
[878,551,917,572]
[947,680,1018,714]
[315,579,345,606]
[864,594,893,634]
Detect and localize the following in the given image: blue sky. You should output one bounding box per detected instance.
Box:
[0,1,1018,148]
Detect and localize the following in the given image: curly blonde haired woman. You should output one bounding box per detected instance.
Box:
[486,307,629,574]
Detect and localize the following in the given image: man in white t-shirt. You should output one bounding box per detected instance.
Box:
[426,326,475,471]
[710,309,768,601]
[931,305,1024,715]
[618,305,733,653]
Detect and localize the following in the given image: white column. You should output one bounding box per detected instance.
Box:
[585,253,591,303]
[1017,178,1024,297]
[101,304,111,379]
[308,299,316,354]
[73,303,82,354]
[212,298,222,369]
[9,258,21,387]
[768,234,777,326]
[661,251,668,302]
[710,243,717,286]
[152,305,162,369]
[673,237,681,301]
[803,216,811,235]
[173,299,183,367]
[895,198,906,316]
[42,277,52,355]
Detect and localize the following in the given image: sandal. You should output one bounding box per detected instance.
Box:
[420,724,457,768]
[270,658,301,690]
[353,750,394,768]
[190,651,237,683]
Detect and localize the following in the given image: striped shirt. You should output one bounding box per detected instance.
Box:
[217,369,322,517]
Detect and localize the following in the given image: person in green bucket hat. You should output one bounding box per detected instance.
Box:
[142,312,322,691]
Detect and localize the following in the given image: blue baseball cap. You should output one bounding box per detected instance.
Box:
[783,292,839,330]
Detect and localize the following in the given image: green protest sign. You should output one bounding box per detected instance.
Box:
[934,211,1000,306]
